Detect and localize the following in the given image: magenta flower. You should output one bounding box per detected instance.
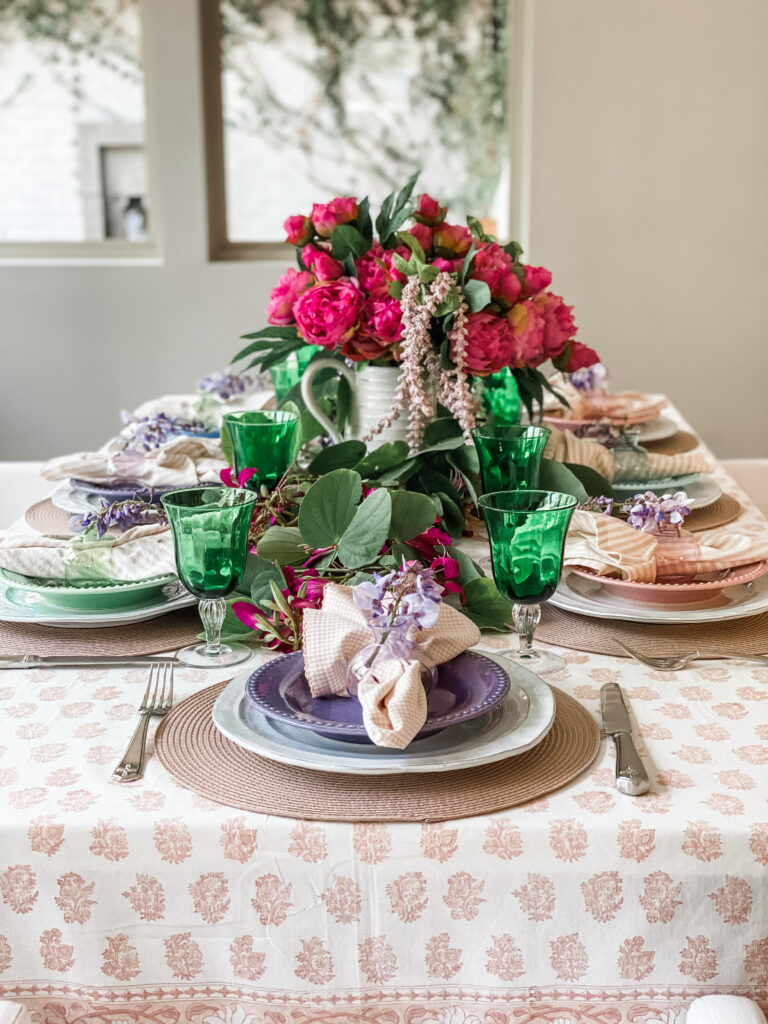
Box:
[310,197,358,238]
[220,467,258,489]
[266,268,315,326]
[294,279,365,350]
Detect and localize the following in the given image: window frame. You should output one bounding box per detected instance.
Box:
[200,0,533,261]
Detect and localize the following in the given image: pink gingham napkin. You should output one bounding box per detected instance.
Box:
[301,583,481,749]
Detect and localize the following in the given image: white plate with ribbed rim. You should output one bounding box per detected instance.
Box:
[0,579,195,627]
[211,654,556,775]
[551,569,768,624]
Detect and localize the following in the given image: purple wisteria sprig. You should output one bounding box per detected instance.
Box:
[579,495,615,516]
[623,491,691,530]
[69,499,167,540]
[353,559,444,633]
[569,362,608,393]
[120,411,210,452]
[572,422,625,448]
[197,370,253,401]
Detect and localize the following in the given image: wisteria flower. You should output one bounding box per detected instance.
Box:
[197,370,253,401]
[69,499,166,539]
[120,411,209,451]
[625,491,691,529]
[570,362,608,392]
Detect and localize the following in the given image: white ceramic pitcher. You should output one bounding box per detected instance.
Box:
[301,361,412,449]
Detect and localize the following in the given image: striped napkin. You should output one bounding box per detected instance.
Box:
[0,524,175,582]
[545,426,711,483]
[545,381,667,424]
[301,583,481,749]
[40,436,225,488]
[565,510,768,582]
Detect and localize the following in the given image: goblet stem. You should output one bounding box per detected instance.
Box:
[513,603,541,654]
[199,598,226,655]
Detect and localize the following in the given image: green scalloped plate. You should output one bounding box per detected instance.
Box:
[0,567,179,611]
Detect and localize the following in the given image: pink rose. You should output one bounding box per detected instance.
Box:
[507,300,546,367]
[414,193,447,226]
[302,244,344,282]
[342,298,402,361]
[533,291,577,359]
[381,246,411,285]
[266,268,315,326]
[355,244,389,299]
[457,311,518,375]
[284,215,314,246]
[565,341,600,372]
[432,257,464,274]
[433,223,473,258]
[408,222,433,255]
[311,197,358,238]
[293,279,364,350]
[521,265,553,297]
[471,244,522,308]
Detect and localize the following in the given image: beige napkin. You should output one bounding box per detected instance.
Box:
[301,583,481,749]
[0,524,175,582]
[545,425,711,483]
[565,510,768,582]
[545,380,667,424]
[40,436,226,488]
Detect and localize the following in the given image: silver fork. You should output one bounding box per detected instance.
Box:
[616,639,768,671]
[111,661,174,783]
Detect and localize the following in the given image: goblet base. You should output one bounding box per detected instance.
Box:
[175,641,256,669]
[498,647,566,677]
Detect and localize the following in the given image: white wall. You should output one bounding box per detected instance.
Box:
[1,0,766,460]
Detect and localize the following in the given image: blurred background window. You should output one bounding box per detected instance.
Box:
[0,0,148,242]
[218,0,509,242]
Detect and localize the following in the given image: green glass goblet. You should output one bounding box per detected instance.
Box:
[269,345,315,403]
[471,424,551,494]
[478,489,577,676]
[478,367,522,425]
[223,410,298,493]
[161,486,258,668]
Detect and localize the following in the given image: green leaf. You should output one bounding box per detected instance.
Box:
[435,493,464,537]
[330,224,369,263]
[249,561,287,611]
[256,526,307,565]
[388,280,403,300]
[220,420,234,469]
[379,169,420,244]
[417,264,440,284]
[233,551,264,597]
[564,462,615,499]
[463,278,492,313]
[307,440,367,475]
[461,577,513,632]
[336,374,352,433]
[353,441,409,479]
[396,230,426,262]
[458,241,477,286]
[356,197,373,244]
[504,240,524,261]
[298,469,363,548]
[446,446,480,502]
[208,599,258,644]
[389,490,438,542]
[538,458,589,503]
[451,547,484,585]
[423,417,463,447]
[434,287,460,317]
[337,488,392,568]
[467,215,493,242]
[375,189,395,241]
[393,252,417,277]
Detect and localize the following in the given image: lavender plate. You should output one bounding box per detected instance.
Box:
[68,479,218,504]
[244,650,511,743]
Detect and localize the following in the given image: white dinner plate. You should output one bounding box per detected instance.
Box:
[0,579,195,628]
[636,414,679,443]
[212,656,556,775]
[51,482,100,515]
[613,475,721,510]
[612,472,700,500]
[551,569,768,624]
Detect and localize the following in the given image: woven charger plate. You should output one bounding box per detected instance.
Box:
[154,682,601,822]
[685,493,742,532]
[643,430,699,455]
[538,603,768,657]
[25,499,77,536]
[0,607,200,657]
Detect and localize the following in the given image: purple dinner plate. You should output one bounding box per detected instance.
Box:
[244,650,510,744]
[69,479,217,503]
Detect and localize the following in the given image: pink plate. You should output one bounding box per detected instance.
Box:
[567,561,768,606]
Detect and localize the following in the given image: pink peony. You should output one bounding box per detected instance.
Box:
[565,341,600,372]
[311,197,358,238]
[522,265,553,297]
[508,300,546,367]
[293,279,364,350]
[302,244,344,282]
[533,291,577,360]
[380,246,411,285]
[471,244,522,308]
[433,223,473,258]
[432,256,465,274]
[355,244,390,299]
[266,268,315,326]
[284,215,313,246]
[408,222,433,255]
[413,193,446,226]
[458,311,518,375]
[343,298,402,362]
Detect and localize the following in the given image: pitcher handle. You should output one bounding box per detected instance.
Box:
[300,358,356,444]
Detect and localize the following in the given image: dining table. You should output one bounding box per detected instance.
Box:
[0,403,767,1024]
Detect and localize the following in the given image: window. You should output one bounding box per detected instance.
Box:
[0,0,150,247]
[204,0,511,253]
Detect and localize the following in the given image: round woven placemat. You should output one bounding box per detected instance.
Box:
[685,493,742,532]
[154,682,601,822]
[0,607,200,657]
[643,430,699,455]
[25,499,77,535]
[538,603,768,657]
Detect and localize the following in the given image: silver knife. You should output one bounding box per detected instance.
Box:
[0,655,180,670]
[600,683,650,796]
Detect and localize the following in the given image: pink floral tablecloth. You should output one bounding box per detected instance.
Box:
[1,427,767,1024]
